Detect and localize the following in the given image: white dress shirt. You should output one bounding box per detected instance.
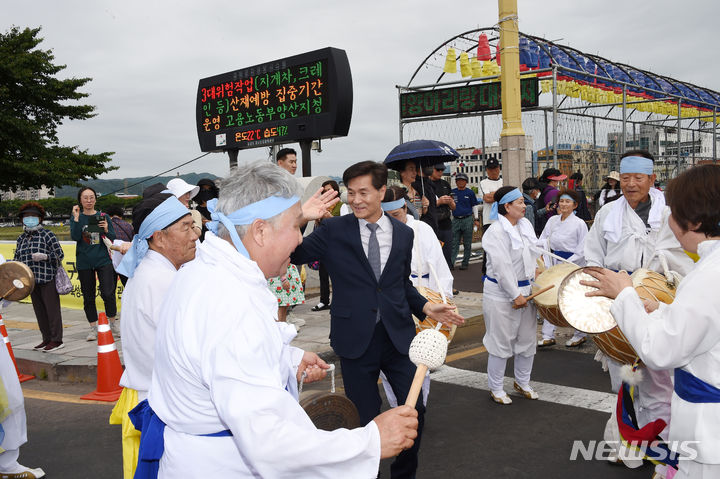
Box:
[358,214,393,274]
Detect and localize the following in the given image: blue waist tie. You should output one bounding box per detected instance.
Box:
[410,273,430,279]
[483,276,530,287]
[674,368,720,403]
[129,399,233,479]
[551,250,573,260]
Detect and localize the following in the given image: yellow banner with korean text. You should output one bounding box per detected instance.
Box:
[0,241,123,311]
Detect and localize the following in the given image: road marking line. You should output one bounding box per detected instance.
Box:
[430,365,616,413]
[445,345,486,363]
[22,388,112,405]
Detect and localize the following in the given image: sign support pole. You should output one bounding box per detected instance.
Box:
[498,0,526,189]
[228,149,238,170]
[300,139,312,177]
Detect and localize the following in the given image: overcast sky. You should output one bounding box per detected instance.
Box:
[3,0,719,181]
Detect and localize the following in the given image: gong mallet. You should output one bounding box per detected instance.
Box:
[1,279,27,301]
[405,328,449,408]
[512,284,555,310]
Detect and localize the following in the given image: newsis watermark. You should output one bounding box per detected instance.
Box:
[569,440,700,462]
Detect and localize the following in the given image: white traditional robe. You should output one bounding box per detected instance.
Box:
[148,233,380,478]
[584,189,694,471]
[407,215,453,297]
[119,250,178,401]
[539,213,588,266]
[482,216,540,358]
[611,240,720,473]
[539,213,588,340]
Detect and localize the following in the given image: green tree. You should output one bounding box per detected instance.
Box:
[0,26,116,192]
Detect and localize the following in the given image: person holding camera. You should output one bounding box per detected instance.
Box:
[70,187,117,340]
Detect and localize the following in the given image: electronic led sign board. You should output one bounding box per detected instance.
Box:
[196,47,352,151]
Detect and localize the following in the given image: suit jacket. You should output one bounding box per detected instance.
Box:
[291,213,428,359]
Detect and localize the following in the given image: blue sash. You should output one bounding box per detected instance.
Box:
[483,276,530,287]
[551,250,573,260]
[674,368,720,403]
[129,399,233,479]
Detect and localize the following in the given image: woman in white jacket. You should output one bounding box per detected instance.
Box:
[537,188,589,347]
[482,186,541,405]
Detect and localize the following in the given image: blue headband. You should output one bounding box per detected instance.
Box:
[559,194,574,201]
[381,198,406,211]
[620,156,654,175]
[206,195,300,259]
[490,188,523,221]
[116,197,190,278]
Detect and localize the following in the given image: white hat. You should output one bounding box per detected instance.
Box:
[606,171,620,182]
[167,178,200,199]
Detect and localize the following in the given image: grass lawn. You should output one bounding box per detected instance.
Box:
[0,226,72,241]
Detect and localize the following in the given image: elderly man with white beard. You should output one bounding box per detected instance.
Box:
[131,162,418,478]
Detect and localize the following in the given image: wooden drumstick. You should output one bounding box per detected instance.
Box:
[1,279,25,300]
[513,284,555,309]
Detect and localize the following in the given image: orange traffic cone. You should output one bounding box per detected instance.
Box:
[0,314,35,383]
[81,313,123,402]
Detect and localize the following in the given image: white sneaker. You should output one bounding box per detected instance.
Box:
[0,466,46,478]
[86,324,97,341]
[286,316,306,328]
[513,382,539,400]
[490,391,512,405]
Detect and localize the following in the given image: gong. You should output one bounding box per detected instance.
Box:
[0,261,35,301]
[300,392,361,431]
[299,363,361,431]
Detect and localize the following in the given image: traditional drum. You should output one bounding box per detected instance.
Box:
[559,267,678,364]
[533,263,579,328]
[0,261,35,301]
[414,286,458,342]
[299,364,361,431]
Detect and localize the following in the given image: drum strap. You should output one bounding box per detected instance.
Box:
[483,276,530,287]
[674,368,720,403]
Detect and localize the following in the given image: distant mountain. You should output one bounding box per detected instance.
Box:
[54,173,221,198]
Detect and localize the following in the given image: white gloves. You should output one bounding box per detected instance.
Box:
[31,252,48,261]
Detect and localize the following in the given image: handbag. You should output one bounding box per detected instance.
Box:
[55,265,73,295]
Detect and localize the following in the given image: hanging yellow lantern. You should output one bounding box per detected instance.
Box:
[459,51,472,77]
[443,48,457,74]
[470,58,482,78]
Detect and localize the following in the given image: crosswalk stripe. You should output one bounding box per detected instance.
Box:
[430,365,616,413]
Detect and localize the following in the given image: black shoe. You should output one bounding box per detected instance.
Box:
[33,340,50,350]
[311,303,330,312]
[42,341,65,352]
[452,289,459,295]
[459,264,468,270]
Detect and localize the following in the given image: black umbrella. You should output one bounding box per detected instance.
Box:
[383,139,460,170]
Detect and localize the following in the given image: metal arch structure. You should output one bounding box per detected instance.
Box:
[398,27,719,185]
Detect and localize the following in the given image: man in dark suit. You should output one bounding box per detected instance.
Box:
[292,161,463,478]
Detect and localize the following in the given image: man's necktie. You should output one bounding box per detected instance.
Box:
[367,223,381,280]
[367,223,381,323]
